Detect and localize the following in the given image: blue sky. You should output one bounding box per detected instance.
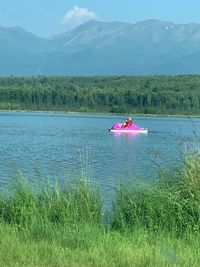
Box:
[0,0,200,37]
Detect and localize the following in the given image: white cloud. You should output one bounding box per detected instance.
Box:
[61,6,98,29]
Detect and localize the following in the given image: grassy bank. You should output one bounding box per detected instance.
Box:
[1,222,200,267]
[0,153,200,266]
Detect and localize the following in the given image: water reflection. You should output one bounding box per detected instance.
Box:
[112,132,141,138]
[0,112,200,194]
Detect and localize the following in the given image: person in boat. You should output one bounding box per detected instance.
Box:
[121,117,133,128]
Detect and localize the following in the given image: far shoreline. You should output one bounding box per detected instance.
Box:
[0,109,200,119]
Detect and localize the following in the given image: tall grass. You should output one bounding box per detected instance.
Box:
[111,151,200,234]
[0,179,102,227]
[0,152,200,233]
[0,152,200,266]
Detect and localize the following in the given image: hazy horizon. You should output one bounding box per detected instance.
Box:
[1,0,200,37]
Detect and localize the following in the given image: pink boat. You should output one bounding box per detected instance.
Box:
[109,122,148,133]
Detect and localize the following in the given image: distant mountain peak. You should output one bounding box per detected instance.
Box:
[9,25,25,30]
[4,25,29,33]
[1,19,200,76]
[0,25,42,38]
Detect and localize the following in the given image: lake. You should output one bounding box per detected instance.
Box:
[0,111,199,195]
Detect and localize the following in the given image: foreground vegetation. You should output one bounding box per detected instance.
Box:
[0,152,200,266]
[1,75,200,114]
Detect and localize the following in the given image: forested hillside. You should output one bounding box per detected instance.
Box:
[0,75,200,115]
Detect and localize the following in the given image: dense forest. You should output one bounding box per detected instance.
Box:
[0,75,200,115]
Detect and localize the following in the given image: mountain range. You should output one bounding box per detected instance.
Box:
[1,19,200,76]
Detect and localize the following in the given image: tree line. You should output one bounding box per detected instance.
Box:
[0,75,200,115]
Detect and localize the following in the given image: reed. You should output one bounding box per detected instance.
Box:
[0,179,102,227]
[0,152,200,266]
[111,151,200,234]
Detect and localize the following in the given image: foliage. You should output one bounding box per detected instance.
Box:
[111,152,200,234]
[1,75,200,114]
[0,180,102,227]
[0,152,200,265]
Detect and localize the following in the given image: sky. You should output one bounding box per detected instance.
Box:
[0,0,200,37]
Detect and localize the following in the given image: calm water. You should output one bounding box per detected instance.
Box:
[0,112,200,194]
